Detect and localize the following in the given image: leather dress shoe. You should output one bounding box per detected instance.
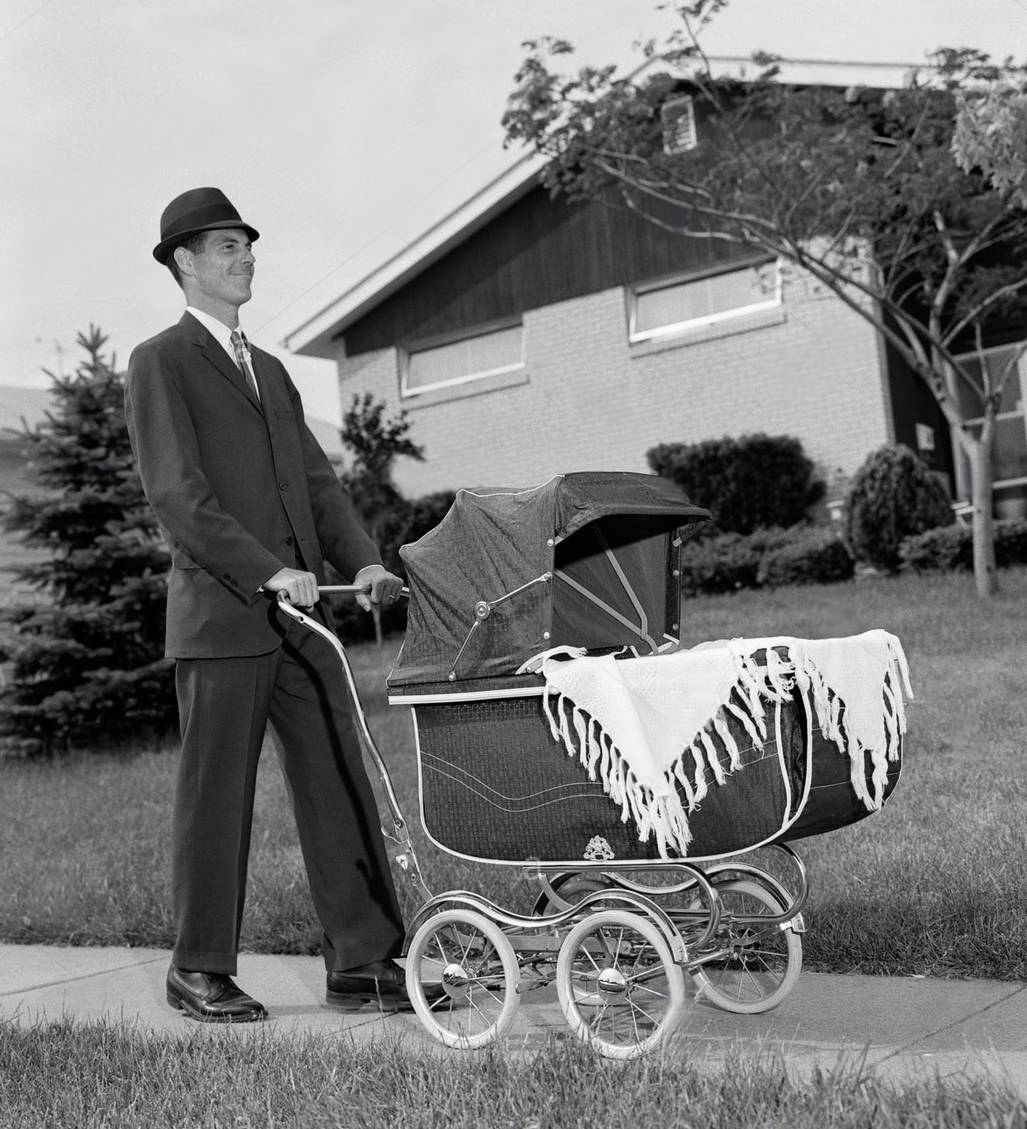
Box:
[166,964,268,1023]
[325,958,447,1014]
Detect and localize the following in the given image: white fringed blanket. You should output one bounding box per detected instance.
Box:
[521,631,912,858]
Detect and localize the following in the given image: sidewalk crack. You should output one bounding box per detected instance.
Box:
[0,955,167,998]
[874,983,1027,1064]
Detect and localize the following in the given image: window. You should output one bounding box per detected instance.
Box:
[401,321,524,398]
[955,343,1027,485]
[661,95,697,155]
[629,260,780,343]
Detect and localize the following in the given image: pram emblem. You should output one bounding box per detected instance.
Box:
[583,836,615,861]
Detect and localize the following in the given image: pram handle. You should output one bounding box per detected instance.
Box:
[316,584,410,599]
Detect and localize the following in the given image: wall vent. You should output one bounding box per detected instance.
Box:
[661,95,698,155]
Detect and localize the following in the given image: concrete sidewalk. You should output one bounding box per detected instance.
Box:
[0,942,1024,1099]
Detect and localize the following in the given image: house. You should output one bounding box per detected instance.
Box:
[283,60,1025,517]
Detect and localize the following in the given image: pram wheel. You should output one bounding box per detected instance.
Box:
[405,908,520,1049]
[556,908,686,1059]
[691,878,802,1014]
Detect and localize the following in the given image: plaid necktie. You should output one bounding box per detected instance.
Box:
[230,329,260,403]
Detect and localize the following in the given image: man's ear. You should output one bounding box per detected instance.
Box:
[172,245,193,279]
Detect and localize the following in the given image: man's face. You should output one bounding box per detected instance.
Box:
[180,228,254,310]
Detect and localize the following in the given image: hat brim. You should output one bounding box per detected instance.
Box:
[153,220,260,264]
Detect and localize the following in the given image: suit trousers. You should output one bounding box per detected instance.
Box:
[171,618,405,976]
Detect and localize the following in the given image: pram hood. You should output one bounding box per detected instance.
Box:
[388,471,710,687]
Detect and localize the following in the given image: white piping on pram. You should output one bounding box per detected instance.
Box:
[522,631,912,859]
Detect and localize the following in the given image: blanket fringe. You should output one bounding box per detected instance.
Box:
[539,634,911,858]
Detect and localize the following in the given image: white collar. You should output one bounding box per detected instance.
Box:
[186,306,245,361]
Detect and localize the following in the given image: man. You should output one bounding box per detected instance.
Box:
[126,187,416,1022]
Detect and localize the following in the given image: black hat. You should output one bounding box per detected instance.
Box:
[153,187,260,264]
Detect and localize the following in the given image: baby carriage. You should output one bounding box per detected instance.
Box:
[278,471,911,1059]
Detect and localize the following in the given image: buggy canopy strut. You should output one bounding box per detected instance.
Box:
[388,472,710,686]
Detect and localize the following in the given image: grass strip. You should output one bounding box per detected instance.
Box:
[0,1016,1023,1129]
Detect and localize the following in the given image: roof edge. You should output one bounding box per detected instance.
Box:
[283,55,925,359]
[283,150,548,359]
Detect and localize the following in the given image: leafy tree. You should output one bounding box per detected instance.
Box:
[339,392,425,557]
[502,1,1027,596]
[331,393,426,641]
[0,327,174,756]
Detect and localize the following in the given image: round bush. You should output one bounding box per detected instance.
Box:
[843,445,953,572]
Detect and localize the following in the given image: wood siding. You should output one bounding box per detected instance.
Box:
[342,185,756,356]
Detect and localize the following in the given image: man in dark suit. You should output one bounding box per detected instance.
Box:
[126,187,415,1022]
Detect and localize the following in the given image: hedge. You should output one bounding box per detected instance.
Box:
[899,519,1027,572]
[679,525,853,596]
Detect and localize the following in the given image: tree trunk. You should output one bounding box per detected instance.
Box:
[968,427,998,598]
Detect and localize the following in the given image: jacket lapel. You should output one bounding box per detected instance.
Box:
[180,312,263,413]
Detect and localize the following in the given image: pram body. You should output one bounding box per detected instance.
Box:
[281,471,907,1059]
[387,472,902,866]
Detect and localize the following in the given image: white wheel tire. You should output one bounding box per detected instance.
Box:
[556,908,686,1060]
[692,878,802,1014]
[405,908,520,1049]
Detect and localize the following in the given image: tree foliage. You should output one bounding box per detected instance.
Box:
[502,1,1027,595]
[332,393,433,640]
[0,327,174,757]
[339,392,425,554]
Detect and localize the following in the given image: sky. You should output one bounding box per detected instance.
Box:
[2,0,1025,425]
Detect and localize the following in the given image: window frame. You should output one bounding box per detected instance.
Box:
[627,257,782,345]
[399,317,525,399]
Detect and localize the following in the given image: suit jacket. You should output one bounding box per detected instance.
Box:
[125,312,382,658]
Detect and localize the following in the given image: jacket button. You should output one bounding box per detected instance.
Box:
[285,536,294,546]
[278,481,287,490]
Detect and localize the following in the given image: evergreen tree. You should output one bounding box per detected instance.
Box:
[0,326,175,756]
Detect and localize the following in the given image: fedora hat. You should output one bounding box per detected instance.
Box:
[153,187,260,264]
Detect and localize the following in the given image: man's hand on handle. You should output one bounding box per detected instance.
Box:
[264,567,319,608]
[353,564,405,613]
[263,564,404,612]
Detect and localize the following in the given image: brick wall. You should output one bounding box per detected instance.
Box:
[331,269,893,499]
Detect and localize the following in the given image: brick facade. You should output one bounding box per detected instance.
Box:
[333,268,893,499]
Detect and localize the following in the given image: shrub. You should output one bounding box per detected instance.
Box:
[843,444,953,572]
[647,433,825,535]
[679,525,854,595]
[757,527,855,587]
[402,490,457,547]
[678,531,763,595]
[900,518,1027,572]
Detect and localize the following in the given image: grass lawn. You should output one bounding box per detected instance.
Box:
[0,568,1025,980]
[0,1019,1024,1129]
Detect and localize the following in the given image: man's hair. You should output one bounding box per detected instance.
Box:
[166,231,212,288]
